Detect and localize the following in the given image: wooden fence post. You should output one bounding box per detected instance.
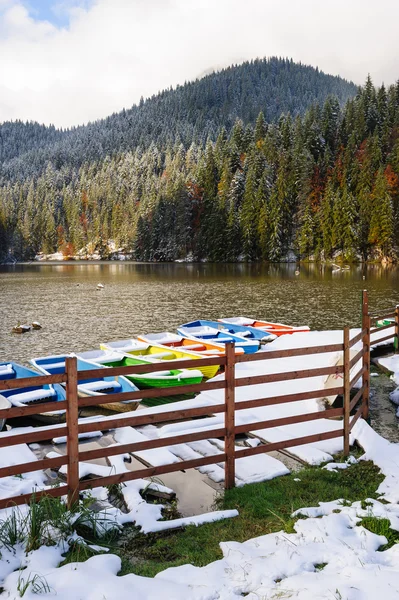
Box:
[362,314,371,422]
[65,357,79,509]
[361,289,370,421]
[395,305,399,353]
[362,290,368,330]
[343,327,350,456]
[224,342,235,489]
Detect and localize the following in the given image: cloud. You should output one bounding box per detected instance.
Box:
[0,0,398,127]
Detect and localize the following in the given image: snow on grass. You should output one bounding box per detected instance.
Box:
[352,418,399,503]
[3,422,399,598]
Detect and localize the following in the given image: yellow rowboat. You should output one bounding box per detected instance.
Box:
[137,331,245,356]
[101,339,220,379]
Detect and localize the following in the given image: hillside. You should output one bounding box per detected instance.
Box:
[0,58,357,182]
[3,63,397,266]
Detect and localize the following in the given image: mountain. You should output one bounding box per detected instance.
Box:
[5,61,396,267]
[0,58,357,182]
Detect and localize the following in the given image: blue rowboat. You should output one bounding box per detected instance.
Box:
[216,320,277,342]
[0,361,66,422]
[30,354,140,412]
[177,320,261,354]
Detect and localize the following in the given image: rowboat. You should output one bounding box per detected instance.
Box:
[100,339,149,353]
[137,332,245,356]
[177,321,261,354]
[77,349,203,390]
[101,339,220,379]
[0,361,66,422]
[30,354,140,412]
[219,317,310,337]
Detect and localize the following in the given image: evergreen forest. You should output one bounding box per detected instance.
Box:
[0,58,397,263]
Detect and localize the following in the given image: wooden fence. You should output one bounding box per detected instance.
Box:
[0,320,375,510]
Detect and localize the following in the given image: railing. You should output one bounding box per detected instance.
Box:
[0,327,370,510]
[365,289,399,353]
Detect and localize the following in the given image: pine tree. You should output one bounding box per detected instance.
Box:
[369,167,394,256]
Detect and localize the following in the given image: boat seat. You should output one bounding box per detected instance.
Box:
[42,361,66,371]
[136,370,173,377]
[79,380,122,394]
[181,344,207,351]
[144,352,176,359]
[7,388,57,405]
[0,364,15,379]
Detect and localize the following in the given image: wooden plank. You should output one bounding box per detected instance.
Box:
[233,429,343,460]
[370,333,395,345]
[77,379,226,409]
[79,426,226,463]
[362,314,371,420]
[349,329,367,348]
[0,486,68,510]
[234,406,344,435]
[370,311,395,321]
[0,455,68,479]
[350,366,366,389]
[235,344,344,363]
[350,384,366,411]
[370,323,394,334]
[66,357,79,509]
[0,373,67,391]
[78,402,226,434]
[234,386,343,412]
[235,365,343,388]
[0,426,68,448]
[349,348,365,369]
[78,386,345,436]
[78,452,227,491]
[224,342,235,489]
[75,355,226,380]
[349,405,363,431]
[0,400,67,420]
[343,327,350,456]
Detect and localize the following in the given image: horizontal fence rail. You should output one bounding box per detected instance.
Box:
[0,308,377,509]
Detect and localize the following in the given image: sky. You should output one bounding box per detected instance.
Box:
[0,0,398,128]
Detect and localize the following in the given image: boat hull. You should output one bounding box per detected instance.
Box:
[177,322,260,354]
[219,317,310,337]
[30,354,140,412]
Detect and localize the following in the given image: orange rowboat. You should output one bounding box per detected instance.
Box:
[218,317,310,337]
[137,332,245,355]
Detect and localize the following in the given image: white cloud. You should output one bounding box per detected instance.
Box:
[0,0,398,127]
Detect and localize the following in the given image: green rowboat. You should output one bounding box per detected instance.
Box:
[76,350,203,390]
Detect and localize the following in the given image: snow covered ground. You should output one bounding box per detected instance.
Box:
[1,421,399,598]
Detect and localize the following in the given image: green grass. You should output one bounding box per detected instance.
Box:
[361,516,399,550]
[116,460,383,577]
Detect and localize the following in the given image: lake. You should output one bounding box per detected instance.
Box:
[1,262,399,365]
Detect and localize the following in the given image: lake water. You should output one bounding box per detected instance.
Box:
[1,261,399,365]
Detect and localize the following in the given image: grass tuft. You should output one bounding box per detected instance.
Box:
[361,516,399,550]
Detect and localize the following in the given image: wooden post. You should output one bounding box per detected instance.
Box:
[362,290,368,329]
[224,342,235,489]
[65,357,79,509]
[362,314,371,422]
[343,327,350,456]
[395,305,399,353]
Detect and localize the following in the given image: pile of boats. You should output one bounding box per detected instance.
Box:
[1,317,310,422]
